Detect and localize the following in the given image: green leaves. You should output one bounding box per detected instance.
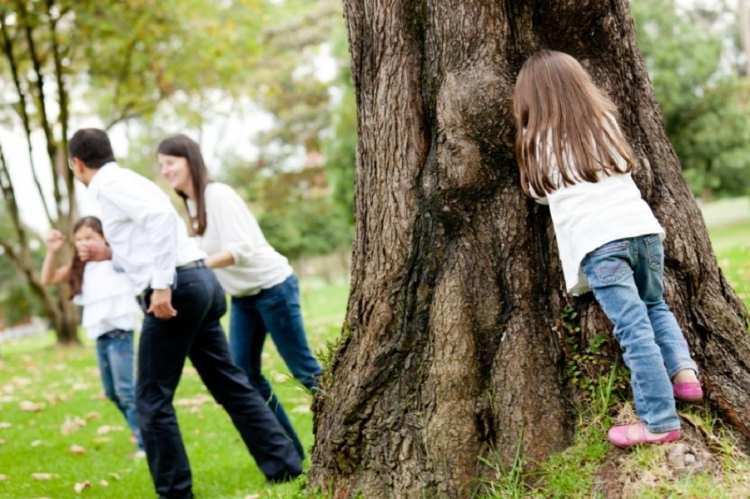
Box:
[633,0,750,198]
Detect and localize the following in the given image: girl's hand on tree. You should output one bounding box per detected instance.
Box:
[45,230,65,252]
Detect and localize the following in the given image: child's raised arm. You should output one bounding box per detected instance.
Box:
[41,229,71,285]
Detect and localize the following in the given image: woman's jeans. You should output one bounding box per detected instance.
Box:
[95,329,142,449]
[230,274,322,460]
[582,234,698,433]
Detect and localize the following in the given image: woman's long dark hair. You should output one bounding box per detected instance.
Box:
[69,217,104,298]
[157,134,210,236]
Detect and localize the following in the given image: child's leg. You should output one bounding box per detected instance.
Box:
[106,330,142,448]
[582,240,679,433]
[633,235,699,380]
[96,334,119,404]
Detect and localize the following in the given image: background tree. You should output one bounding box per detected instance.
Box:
[0,0,263,343]
[222,0,356,259]
[633,0,750,198]
[310,1,750,496]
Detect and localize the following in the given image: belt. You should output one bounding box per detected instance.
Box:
[137,260,205,305]
[176,259,205,272]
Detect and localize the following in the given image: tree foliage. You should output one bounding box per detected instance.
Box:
[633,0,750,197]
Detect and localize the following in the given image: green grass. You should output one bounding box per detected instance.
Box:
[709,220,750,309]
[0,205,747,498]
[0,279,349,498]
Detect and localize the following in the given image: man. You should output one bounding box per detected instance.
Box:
[68,128,301,498]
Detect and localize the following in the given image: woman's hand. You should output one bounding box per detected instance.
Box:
[45,230,65,252]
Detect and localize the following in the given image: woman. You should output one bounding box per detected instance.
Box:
[158,134,321,460]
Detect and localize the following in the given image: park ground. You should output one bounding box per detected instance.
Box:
[0,198,748,498]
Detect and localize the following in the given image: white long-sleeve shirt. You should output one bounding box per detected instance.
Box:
[188,182,292,297]
[88,162,205,293]
[530,130,664,295]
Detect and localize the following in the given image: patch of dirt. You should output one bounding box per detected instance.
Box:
[593,406,738,499]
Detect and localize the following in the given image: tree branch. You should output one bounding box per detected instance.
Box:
[14,0,63,218]
[0,11,55,227]
[44,0,75,220]
[0,142,31,260]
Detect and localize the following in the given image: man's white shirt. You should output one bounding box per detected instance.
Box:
[88,162,205,293]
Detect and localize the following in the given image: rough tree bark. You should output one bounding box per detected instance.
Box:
[310,1,750,497]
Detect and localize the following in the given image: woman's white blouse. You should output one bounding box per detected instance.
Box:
[73,261,141,339]
[188,182,292,297]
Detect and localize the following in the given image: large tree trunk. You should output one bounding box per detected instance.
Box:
[311,1,750,496]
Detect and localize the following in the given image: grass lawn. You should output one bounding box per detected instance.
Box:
[0,279,348,498]
[0,211,747,498]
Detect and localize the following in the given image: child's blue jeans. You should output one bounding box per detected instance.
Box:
[95,328,143,448]
[581,234,698,433]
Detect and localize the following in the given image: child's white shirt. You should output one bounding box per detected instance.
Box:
[532,131,664,295]
[73,261,141,339]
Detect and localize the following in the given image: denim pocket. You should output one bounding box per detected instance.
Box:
[591,256,630,285]
[644,236,663,272]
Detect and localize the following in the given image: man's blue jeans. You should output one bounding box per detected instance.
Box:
[229,274,322,460]
[95,329,143,448]
[582,234,698,433]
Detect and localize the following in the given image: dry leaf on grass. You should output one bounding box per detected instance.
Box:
[97,425,112,435]
[99,479,109,487]
[74,480,91,494]
[69,444,86,454]
[85,411,101,421]
[31,472,55,480]
[174,394,211,408]
[61,416,87,435]
[30,440,44,447]
[19,400,45,412]
[0,474,7,481]
[291,405,310,414]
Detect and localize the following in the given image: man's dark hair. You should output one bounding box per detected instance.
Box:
[69,128,115,169]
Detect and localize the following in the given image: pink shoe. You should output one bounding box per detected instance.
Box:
[607,422,681,448]
[673,381,703,402]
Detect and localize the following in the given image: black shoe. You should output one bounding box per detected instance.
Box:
[267,469,302,484]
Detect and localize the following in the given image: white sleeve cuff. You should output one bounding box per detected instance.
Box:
[151,270,175,289]
[225,242,253,267]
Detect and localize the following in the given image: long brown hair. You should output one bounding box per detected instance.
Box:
[69,217,104,298]
[157,134,210,235]
[512,50,636,196]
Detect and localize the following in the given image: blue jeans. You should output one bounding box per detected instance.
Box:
[95,329,142,449]
[582,234,698,433]
[230,274,322,460]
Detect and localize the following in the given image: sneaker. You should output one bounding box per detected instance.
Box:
[608,422,681,448]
